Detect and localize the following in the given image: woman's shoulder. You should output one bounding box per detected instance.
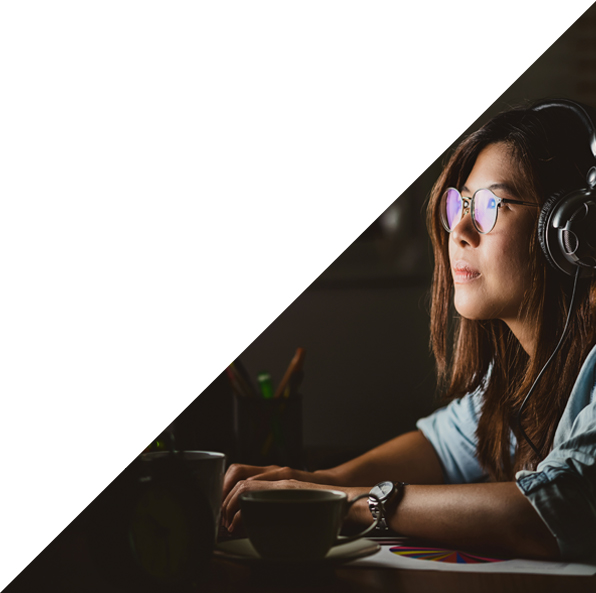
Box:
[571,342,596,401]
[552,342,596,446]
[581,342,596,375]
[421,382,487,429]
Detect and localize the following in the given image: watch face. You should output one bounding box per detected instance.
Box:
[371,481,394,501]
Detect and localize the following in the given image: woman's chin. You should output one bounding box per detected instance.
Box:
[453,298,486,321]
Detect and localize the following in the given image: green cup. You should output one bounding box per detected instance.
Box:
[239,489,381,562]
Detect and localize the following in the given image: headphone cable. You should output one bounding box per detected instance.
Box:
[516,266,581,459]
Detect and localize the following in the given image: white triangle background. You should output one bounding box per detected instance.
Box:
[1,1,593,588]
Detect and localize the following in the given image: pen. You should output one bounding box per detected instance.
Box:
[229,360,257,398]
[257,372,274,399]
[232,358,258,397]
[274,347,306,399]
[226,366,245,397]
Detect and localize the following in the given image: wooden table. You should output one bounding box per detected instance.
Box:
[6,523,595,593]
[204,554,596,593]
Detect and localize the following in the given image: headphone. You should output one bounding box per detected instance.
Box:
[534,99,596,278]
[518,99,596,459]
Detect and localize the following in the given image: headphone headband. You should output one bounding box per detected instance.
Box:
[532,99,596,161]
[533,98,596,277]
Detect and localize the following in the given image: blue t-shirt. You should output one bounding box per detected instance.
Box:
[416,344,596,562]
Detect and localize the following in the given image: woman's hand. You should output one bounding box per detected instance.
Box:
[222,463,335,500]
[222,477,330,534]
[221,463,347,533]
[222,464,302,500]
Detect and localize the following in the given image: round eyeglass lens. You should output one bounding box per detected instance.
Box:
[473,189,499,233]
[442,188,462,231]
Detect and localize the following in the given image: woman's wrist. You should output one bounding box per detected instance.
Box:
[345,487,376,526]
[311,467,344,486]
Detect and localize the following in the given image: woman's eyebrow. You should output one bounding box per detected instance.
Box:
[488,182,517,194]
[461,182,517,195]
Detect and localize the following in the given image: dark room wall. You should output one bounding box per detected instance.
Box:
[177,3,596,469]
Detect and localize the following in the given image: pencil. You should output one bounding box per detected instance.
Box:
[274,347,306,399]
[229,361,257,398]
[233,359,258,398]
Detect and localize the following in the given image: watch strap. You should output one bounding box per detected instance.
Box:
[368,481,408,531]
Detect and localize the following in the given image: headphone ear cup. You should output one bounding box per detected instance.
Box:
[538,187,596,277]
[538,189,572,274]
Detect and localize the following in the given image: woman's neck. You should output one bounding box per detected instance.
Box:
[504,318,536,358]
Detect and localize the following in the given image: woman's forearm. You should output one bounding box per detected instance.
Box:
[313,430,445,487]
[222,432,560,560]
[349,481,560,560]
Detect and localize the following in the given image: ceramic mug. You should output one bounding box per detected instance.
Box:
[141,450,226,543]
[239,488,381,561]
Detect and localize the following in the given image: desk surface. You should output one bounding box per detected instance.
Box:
[7,525,595,593]
[205,528,596,593]
[205,555,596,593]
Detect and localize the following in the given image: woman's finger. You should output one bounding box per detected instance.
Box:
[222,464,280,499]
[245,466,297,482]
[222,479,256,529]
[227,508,243,534]
[222,478,298,530]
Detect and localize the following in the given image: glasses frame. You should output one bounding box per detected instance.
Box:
[440,187,540,234]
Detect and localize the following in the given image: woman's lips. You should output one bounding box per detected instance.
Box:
[452,261,481,283]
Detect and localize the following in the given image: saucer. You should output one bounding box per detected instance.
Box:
[214,538,380,566]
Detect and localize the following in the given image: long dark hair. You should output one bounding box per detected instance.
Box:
[427,100,596,480]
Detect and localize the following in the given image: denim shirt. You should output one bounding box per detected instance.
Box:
[416,343,596,562]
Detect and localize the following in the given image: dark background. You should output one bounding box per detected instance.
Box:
[174,4,596,469]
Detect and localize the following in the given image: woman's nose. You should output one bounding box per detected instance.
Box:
[451,208,480,247]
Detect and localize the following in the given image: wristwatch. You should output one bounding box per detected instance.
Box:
[368,481,408,530]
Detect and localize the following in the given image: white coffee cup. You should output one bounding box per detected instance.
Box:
[239,489,381,561]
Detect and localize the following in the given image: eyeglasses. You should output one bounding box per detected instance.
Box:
[440,187,540,234]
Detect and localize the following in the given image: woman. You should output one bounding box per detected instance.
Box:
[221,99,596,561]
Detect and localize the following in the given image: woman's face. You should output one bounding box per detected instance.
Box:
[448,142,538,339]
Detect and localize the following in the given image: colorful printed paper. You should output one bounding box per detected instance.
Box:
[390,545,503,564]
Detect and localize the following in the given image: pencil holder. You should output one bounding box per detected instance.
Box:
[233,394,303,469]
